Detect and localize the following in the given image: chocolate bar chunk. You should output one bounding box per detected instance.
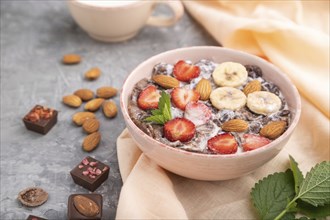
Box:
[26,215,47,220]
[23,105,58,134]
[70,157,109,192]
[67,194,102,220]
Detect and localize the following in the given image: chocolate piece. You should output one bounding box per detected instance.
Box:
[67,194,102,220]
[70,157,109,192]
[26,215,47,220]
[23,105,58,134]
[18,187,48,207]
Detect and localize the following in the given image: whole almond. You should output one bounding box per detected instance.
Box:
[83,132,101,152]
[260,121,287,139]
[222,119,249,132]
[195,78,212,101]
[152,75,179,89]
[62,95,82,108]
[96,87,117,99]
[85,67,101,80]
[74,89,94,101]
[243,80,261,96]
[72,112,96,126]
[62,54,81,65]
[102,101,117,118]
[84,98,104,112]
[73,195,100,217]
[83,118,100,134]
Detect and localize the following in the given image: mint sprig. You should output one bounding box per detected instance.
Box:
[251,156,330,220]
[145,91,172,125]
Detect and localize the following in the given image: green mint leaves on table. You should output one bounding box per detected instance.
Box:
[145,91,172,125]
[251,156,330,220]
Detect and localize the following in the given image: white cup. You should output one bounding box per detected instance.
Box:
[67,0,184,42]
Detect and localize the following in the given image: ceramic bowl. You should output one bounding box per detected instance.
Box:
[120,46,301,181]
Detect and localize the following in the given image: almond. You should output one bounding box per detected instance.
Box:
[74,89,94,101]
[195,78,212,101]
[85,67,101,80]
[84,98,104,112]
[152,75,179,89]
[72,112,96,126]
[62,95,82,108]
[62,54,81,65]
[82,118,100,134]
[222,119,248,132]
[243,80,261,96]
[73,195,100,217]
[96,87,117,99]
[102,101,117,118]
[260,120,287,139]
[83,132,101,152]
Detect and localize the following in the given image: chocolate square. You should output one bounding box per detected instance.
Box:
[67,194,102,220]
[23,105,58,135]
[70,157,109,192]
[26,215,47,220]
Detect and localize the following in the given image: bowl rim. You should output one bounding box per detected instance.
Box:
[68,0,146,10]
[120,46,302,159]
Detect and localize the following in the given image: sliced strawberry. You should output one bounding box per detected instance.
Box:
[207,133,238,154]
[171,88,200,110]
[184,101,212,126]
[137,85,161,110]
[164,118,196,142]
[173,60,200,82]
[242,134,271,152]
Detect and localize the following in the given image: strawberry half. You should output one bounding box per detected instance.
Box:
[242,134,271,152]
[173,60,200,82]
[207,133,238,154]
[137,85,161,110]
[184,101,212,126]
[171,88,200,110]
[164,118,196,142]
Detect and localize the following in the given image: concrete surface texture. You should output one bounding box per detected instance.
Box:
[0,1,218,219]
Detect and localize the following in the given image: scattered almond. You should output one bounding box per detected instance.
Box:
[74,89,94,101]
[260,121,287,139]
[83,132,101,152]
[102,101,117,118]
[72,112,96,126]
[62,54,81,65]
[195,78,212,101]
[96,87,117,99]
[82,118,100,134]
[222,119,249,132]
[243,80,261,96]
[62,95,82,108]
[84,98,104,112]
[152,75,179,89]
[85,67,101,80]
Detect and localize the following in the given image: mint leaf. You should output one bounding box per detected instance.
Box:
[145,115,165,124]
[289,155,304,194]
[251,170,296,220]
[144,91,172,125]
[296,161,330,207]
[297,200,330,218]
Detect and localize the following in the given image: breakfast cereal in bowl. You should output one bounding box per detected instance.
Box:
[128,59,291,155]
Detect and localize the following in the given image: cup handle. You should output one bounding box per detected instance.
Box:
[146,1,184,27]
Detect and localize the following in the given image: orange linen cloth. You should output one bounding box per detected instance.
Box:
[116,1,329,219]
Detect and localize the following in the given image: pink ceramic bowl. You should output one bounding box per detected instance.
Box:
[120,46,301,181]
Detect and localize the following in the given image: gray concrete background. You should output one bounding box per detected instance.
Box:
[0,1,218,219]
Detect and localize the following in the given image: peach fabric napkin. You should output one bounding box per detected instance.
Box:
[116,1,329,219]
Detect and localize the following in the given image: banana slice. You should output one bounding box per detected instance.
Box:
[247,91,282,115]
[210,87,246,110]
[212,62,248,87]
